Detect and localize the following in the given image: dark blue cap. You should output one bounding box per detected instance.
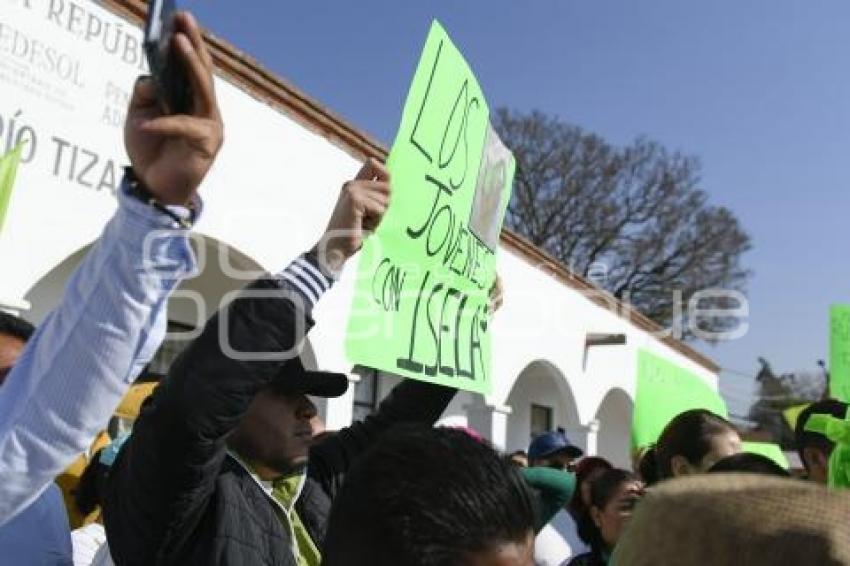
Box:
[528,430,584,461]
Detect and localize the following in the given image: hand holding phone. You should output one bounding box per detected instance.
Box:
[144,0,193,115]
[126,11,223,205]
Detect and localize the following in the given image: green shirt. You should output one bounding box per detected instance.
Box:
[272,476,322,566]
[521,466,577,532]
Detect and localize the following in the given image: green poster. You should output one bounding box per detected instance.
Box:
[0,143,24,235]
[830,304,850,402]
[345,21,514,395]
[633,349,728,448]
[742,441,789,469]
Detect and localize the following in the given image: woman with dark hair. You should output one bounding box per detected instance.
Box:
[568,469,643,566]
[708,452,789,477]
[569,457,614,521]
[640,409,741,485]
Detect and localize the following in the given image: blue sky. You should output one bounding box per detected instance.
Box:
[183,1,850,416]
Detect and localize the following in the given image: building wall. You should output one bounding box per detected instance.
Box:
[0,0,719,465]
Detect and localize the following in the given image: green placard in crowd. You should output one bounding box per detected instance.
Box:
[830,304,850,402]
[0,143,24,235]
[633,349,729,448]
[345,20,514,395]
[742,441,789,469]
[783,403,810,432]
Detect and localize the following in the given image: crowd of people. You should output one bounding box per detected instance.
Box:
[528,402,850,566]
[1,9,850,566]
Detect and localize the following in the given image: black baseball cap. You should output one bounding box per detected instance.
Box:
[268,356,349,398]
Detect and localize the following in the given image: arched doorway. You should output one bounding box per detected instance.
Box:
[23,245,92,324]
[594,388,633,469]
[23,235,267,326]
[504,360,580,453]
[22,234,321,387]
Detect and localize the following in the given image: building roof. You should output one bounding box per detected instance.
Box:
[106,0,719,374]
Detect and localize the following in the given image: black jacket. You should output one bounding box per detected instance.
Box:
[103,277,457,565]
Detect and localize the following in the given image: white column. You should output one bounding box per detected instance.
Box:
[323,373,358,430]
[465,400,512,451]
[568,419,600,456]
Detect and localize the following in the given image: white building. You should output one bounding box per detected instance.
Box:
[0,0,718,469]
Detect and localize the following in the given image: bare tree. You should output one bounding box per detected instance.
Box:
[747,358,827,448]
[494,108,751,339]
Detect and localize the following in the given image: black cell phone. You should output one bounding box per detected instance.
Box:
[144,0,193,115]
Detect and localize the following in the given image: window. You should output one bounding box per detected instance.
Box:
[353,366,379,422]
[530,404,553,440]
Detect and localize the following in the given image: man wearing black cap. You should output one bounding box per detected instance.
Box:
[103,159,459,566]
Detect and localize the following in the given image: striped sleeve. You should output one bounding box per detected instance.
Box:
[275,252,335,311]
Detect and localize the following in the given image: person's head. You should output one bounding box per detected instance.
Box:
[581,468,643,554]
[509,450,529,468]
[323,425,536,566]
[450,426,486,444]
[226,357,348,479]
[570,456,614,515]
[795,399,849,484]
[0,311,34,385]
[708,452,789,477]
[636,447,661,484]
[642,409,741,485]
[612,474,850,566]
[528,430,584,470]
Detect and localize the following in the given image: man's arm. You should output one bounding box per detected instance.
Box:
[521,467,576,533]
[308,377,458,498]
[104,159,392,563]
[0,11,222,526]
[0,181,196,525]
[103,253,330,564]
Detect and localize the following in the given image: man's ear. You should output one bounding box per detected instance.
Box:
[670,455,692,477]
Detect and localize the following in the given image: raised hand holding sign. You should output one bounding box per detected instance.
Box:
[314,159,392,277]
[345,21,515,395]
